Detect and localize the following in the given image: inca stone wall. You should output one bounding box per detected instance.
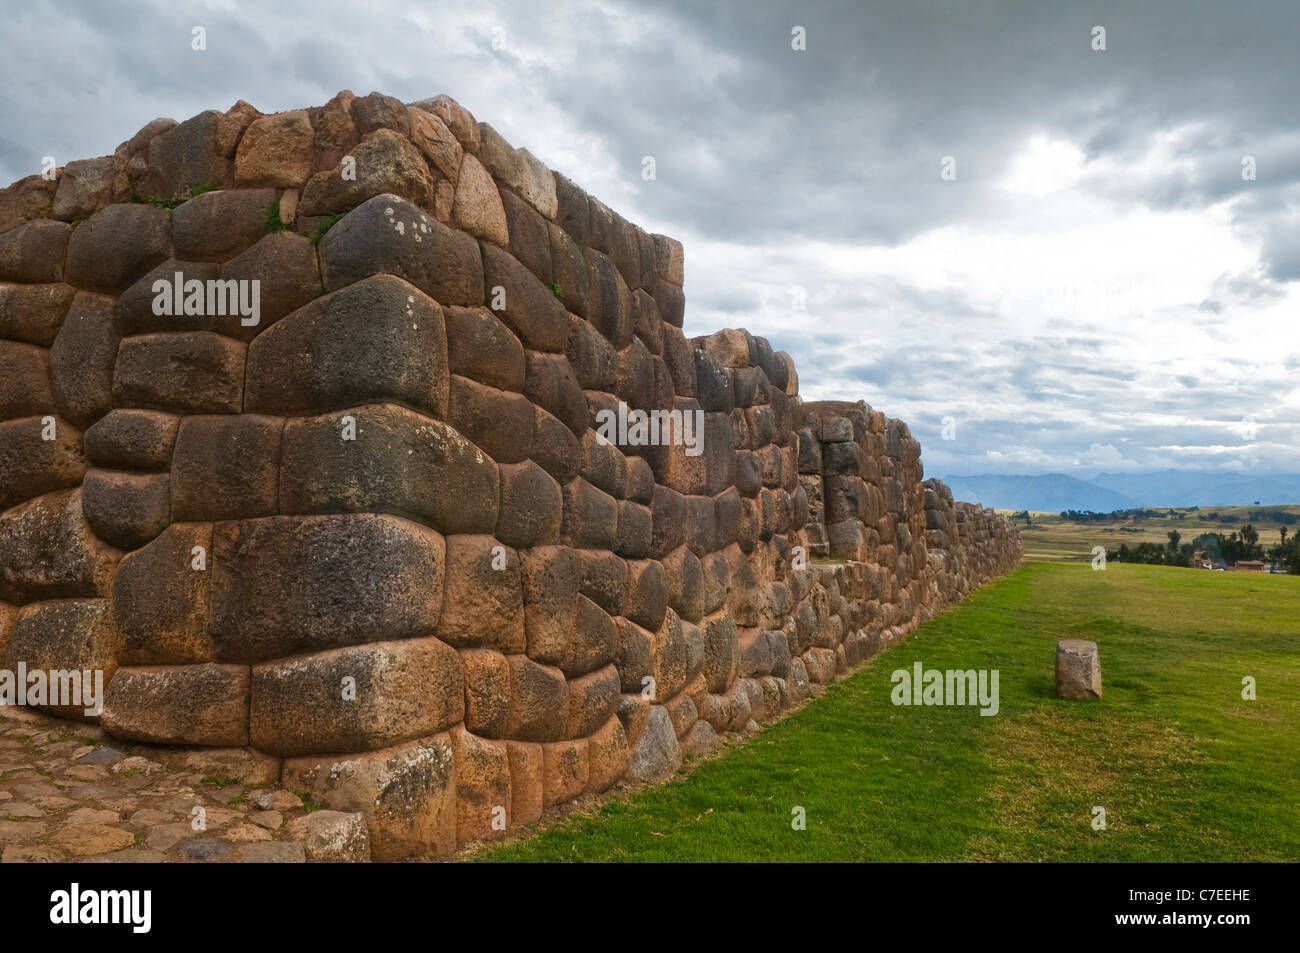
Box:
[0,91,1021,860]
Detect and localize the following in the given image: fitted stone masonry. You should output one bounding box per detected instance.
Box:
[0,90,1021,860]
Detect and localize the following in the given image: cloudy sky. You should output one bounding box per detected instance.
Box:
[3,0,1297,478]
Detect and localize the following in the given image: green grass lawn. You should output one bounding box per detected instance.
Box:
[474,562,1300,862]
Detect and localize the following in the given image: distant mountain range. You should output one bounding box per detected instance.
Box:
[939,471,1300,512]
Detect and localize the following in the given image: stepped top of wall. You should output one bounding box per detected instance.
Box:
[0,89,685,294]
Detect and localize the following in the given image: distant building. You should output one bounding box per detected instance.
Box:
[1230,560,1265,572]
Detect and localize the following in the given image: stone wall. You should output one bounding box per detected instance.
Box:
[0,91,1021,859]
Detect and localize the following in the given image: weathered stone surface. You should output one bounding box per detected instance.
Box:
[5,599,118,719]
[0,282,76,347]
[625,704,681,782]
[586,715,629,793]
[461,648,510,738]
[246,275,447,416]
[48,293,117,428]
[1056,639,1102,700]
[408,106,463,180]
[319,194,483,306]
[171,414,282,521]
[497,460,563,549]
[541,738,587,807]
[113,522,212,665]
[481,244,568,352]
[101,663,249,746]
[285,810,371,862]
[524,351,587,436]
[251,637,463,755]
[517,149,559,220]
[80,469,170,550]
[561,478,618,550]
[0,220,72,284]
[413,95,480,154]
[172,188,276,260]
[444,305,525,392]
[566,664,620,739]
[452,152,508,245]
[0,341,53,421]
[530,406,582,484]
[477,123,522,189]
[112,332,245,414]
[0,490,117,604]
[500,188,552,282]
[585,248,633,349]
[451,727,511,844]
[220,232,320,338]
[506,655,568,742]
[279,403,498,534]
[0,174,57,235]
[447,375,535,463]
[83,410,178,472]
[65,205,170,293]
[506,741,543,826]
[52,156,117,221]
[437,535,524,652]
[300,129,434,215]
[209,514,446,663]
[519,545,580,665]
[236,110,314,188]
[283,735,456,861]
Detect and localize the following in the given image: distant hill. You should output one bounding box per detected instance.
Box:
[1087,471,1300,507]
[940,470,1300,512]
[941,473,1136,513]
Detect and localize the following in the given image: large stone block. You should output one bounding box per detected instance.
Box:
[567,593,619,677]
[506,654,568,742]
[519,545,580,665]
[496,460,562,549]
[235,111,315,188]
[529,406,582,485]
[444,305,525,392]
[649,609,688,702]
[1056,639,1102,700]
[0,414,87,511]
[0,341,53,421]
[5,599,118,720]
[0,282,76,347]
[51,156,116,221]
[549,223,589,319]
[83,409,178,471]
[113,522,212,664]
[578,550,627,617]
[279,403,498,534]
[48,292,117,428]
[80,469,170,550]
[625,704,681,782]
[500,188,552,282]
[560,478,618,550]
[0,490,117,604]
[282,735,456,861]
[209,514,445,663]
[480,244,568,353]
[318,194,483,307]
[407,106,463,180]
[566,664,620,740]
[447,375,534,463]
[102,663,249,746]
[251,637,463,755]
[143,109,247,201]
[586,714,629,793]
[245,274,448,418]
[451,153,508,245]
[0,220,72,283]
[461,648,510,738]
[300,129,434,215]
[219,232,321,339]
[172,188,276,261]
[65,204,170,294]
[0,174,57,235]
[451,727,511,844]
[584,248,633,349]
[505,740,544,827]
[112,332,245,414]
[171,414,283,520]
[542,738,588,808]
[437,535,525,653]
[700,612,738,693]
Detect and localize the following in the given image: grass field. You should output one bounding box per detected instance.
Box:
[1009,505,1300,562]
[473,562,1300,862]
